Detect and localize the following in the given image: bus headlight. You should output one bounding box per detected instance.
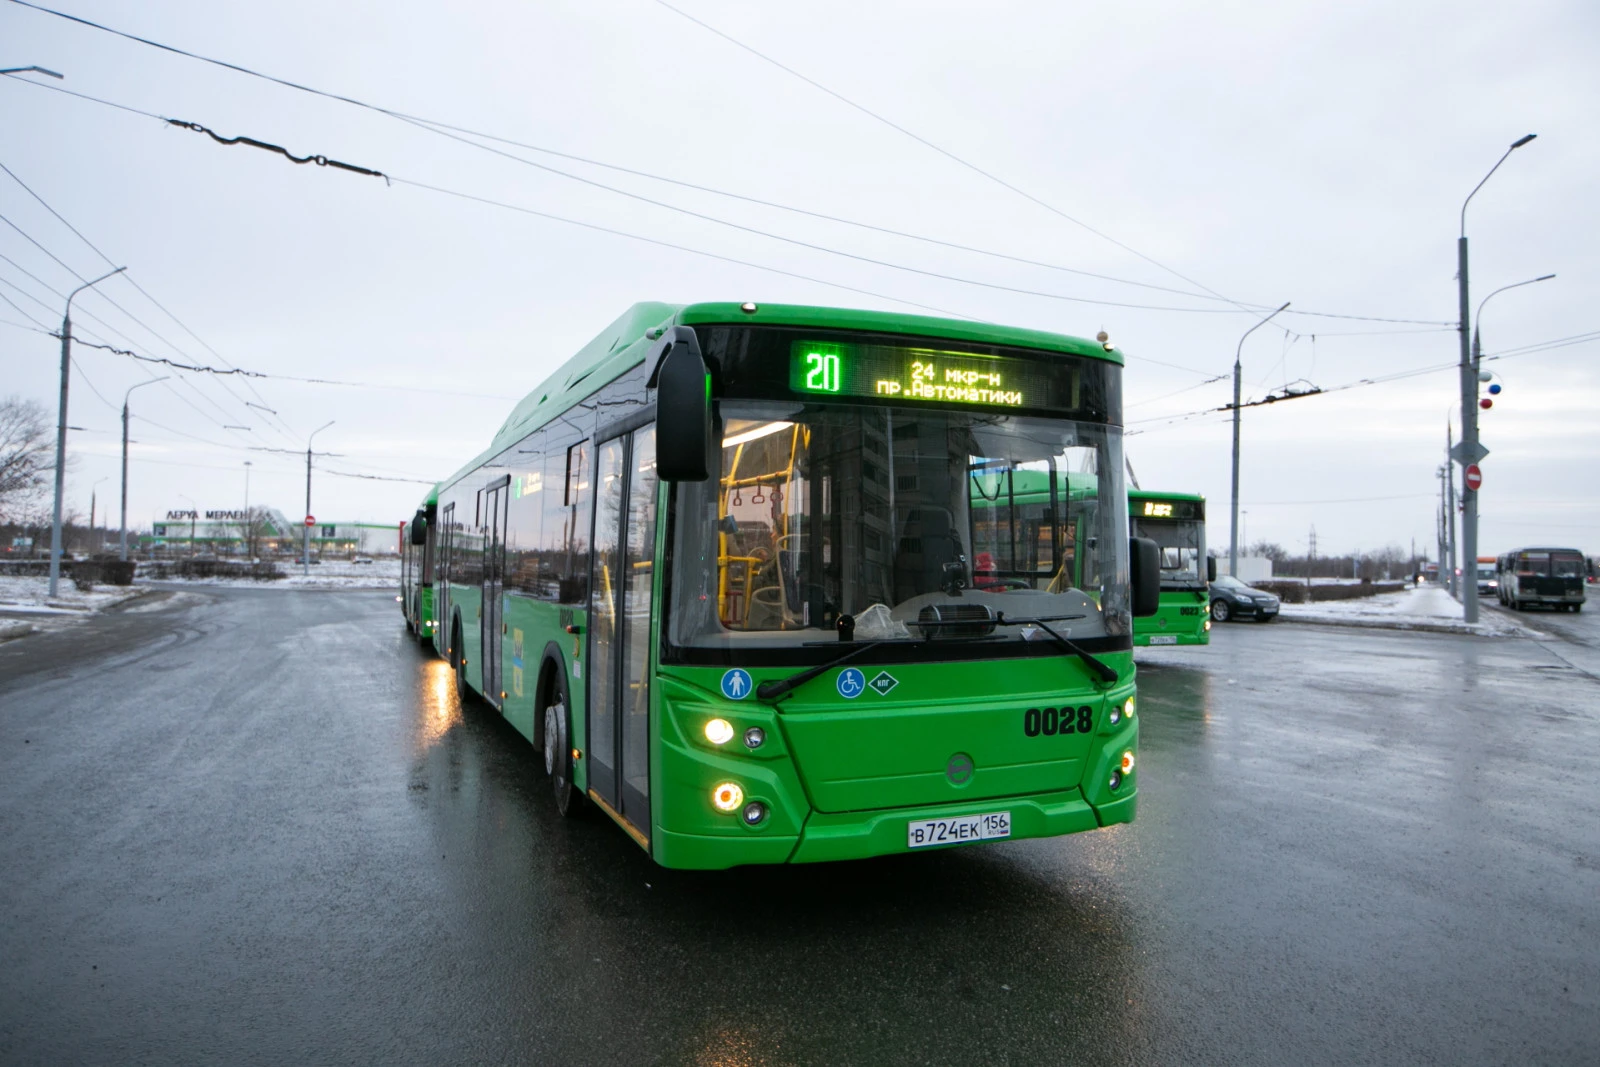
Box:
[704,718,734,745]
[711,782,744,812]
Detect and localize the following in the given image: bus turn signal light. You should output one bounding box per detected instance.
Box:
[712,782,744,813]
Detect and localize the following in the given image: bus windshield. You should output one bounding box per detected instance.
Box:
[667,402,1129,661]
[1132,518,1205,589]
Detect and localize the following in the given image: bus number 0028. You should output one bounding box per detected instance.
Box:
[804,351,841,393]
[1024,705,1093,737]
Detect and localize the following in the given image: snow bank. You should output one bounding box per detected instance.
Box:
[1278,584,1540,637]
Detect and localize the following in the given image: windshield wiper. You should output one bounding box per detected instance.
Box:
[755,640,892,703]
[993,612,1119,685]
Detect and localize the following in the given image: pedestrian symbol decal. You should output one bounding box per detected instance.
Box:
[836,667,866,699]
[869,671,899,696]
[721,668,753,700]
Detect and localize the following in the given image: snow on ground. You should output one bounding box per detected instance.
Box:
[0,576,151,614]
[0,576,153,641]
[142,558,401,590]
[1278,583,1541,637]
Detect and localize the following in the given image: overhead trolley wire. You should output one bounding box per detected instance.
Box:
[0,205,276,437]
[0,157,303,442]
[0,155,304,447]
[1,2,1452,327]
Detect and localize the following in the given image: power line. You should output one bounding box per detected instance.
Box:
[0,155,304,446]
[388,175,978,320]
[0,9,1454,327]
[0,156,302,442]
[649,0,1245,309]
[0,205,277,437]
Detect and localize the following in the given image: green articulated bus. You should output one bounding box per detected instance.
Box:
[1128,491,1211,646]
[401,484,439,649]
[409,301,1159,869]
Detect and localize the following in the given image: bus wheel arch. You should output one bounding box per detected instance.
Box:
[532,645,568,752]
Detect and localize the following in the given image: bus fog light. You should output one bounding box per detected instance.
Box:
[1108,705,1120,725]
[711,782,744,812]
[704,718,734,745]
[742,801,767,825]
[1121,751,1136,774]
[744,726,765,749]
[1109,770,1122,790]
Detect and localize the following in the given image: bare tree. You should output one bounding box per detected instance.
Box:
[0,396,53,521]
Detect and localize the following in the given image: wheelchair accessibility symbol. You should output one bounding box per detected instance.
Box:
[720,668,753,700]
[837,667,866,699]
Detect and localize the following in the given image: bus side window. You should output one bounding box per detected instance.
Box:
[560,440,591,604]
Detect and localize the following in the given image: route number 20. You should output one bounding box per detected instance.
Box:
[803,351,841,393]
[1024,705,1093,736]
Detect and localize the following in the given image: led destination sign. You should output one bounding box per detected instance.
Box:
[1130,498,1205,522]
[789,340,1078,411]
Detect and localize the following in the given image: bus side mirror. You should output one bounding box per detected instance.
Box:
[410,512,428,546]
[1207,556,1217,583]
[1131,536,1160,617]
[651,326,711,482]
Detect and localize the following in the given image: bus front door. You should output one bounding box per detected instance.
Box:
[481,477,509,708]
[586,425,659,845]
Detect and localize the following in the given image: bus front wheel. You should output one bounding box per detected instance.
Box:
[544,682,580,818]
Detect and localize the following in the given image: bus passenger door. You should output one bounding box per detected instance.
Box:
[482,477,510,708]
[586,425,659,843]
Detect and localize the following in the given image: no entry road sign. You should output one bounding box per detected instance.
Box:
[1464,465,1482,492]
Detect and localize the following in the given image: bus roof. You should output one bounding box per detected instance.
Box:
[440,302,1125,493]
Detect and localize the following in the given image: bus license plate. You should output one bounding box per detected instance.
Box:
[908,811,1011,849]
[1149,635,1178,645]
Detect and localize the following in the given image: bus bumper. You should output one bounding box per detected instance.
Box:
[652,787,1136,870]
[790,788,1112,865]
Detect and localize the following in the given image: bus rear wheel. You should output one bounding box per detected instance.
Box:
[543,680,579,817]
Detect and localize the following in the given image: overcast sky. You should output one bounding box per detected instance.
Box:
[2,0,1595,558]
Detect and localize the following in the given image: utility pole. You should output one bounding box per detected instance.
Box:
[304,421,334,576]
[119,377,166,562]
[1456,134,1536,623]
[1229,301,1291,578]
[48,266,126,596]
[1445,425,1458,598]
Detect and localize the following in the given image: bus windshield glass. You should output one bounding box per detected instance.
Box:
[667,402,1129,663]
[1131,517,1205,589]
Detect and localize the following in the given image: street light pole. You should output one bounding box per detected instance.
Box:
[304,421,334,576]
[1229,301,1291,578]
[243,460,252,559]
[48,265,126,597]
[120,377,167,562]
[1457,133,1536,624]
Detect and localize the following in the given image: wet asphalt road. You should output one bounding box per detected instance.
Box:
[1,587,1597,1066]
